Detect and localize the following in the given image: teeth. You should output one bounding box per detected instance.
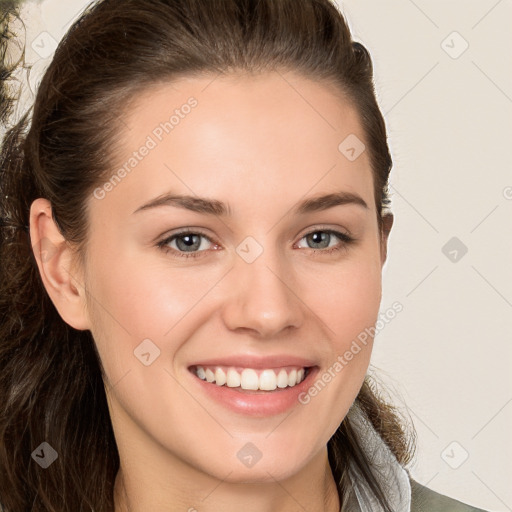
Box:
[226,368,241,387]
[194,365,308,391]
[241,369,259,390]
[276,369,289,388]
[214,368,226,386]
[259,369,277,391]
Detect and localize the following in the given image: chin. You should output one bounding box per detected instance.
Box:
[191,438,323,484]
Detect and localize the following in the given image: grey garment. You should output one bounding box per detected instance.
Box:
[339,476,491,512]
[410,479,490,512]
[342,403,491,512]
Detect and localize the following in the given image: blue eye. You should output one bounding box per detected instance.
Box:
[157,230,216,259]
[297,230,353,253]
[156,228,355,259]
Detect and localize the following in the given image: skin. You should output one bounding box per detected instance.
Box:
[30,70,393,512]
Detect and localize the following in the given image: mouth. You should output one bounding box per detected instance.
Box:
[189,364,312,393]
[186,355,320,416]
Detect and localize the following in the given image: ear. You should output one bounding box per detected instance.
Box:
[29,198,90,331]
[380,213,394,265]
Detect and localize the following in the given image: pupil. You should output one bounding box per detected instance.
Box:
[311,231,328,248]
[183,235,195,246]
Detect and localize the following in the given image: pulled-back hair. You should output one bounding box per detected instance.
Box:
[0,1,415,510]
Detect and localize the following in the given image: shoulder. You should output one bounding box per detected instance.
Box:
[410,478,491,512]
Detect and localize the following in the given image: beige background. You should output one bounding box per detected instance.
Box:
[5,0,512,510]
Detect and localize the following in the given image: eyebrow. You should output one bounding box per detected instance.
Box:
[132,190,369,216]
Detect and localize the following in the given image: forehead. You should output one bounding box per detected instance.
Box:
[123,70,365,148]
[94,71,374,218]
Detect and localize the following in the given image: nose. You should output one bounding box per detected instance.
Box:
[220,246,304,339]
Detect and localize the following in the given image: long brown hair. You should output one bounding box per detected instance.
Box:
[0,1,415,510]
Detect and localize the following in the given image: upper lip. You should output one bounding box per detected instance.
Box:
[189,354,317,369]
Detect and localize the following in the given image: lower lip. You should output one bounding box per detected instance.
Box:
[189,367,319,417]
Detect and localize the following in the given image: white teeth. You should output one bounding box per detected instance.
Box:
[240,369,259,390]
[215,368,226,386]
[276,369,289,388]
[194,365,308,391]
[259,369,277,391]
[226,368,241,387]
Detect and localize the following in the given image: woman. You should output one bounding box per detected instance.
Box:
[0,0,490,510]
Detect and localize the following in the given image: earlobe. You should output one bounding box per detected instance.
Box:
[29,198,91,331]
[380,213,394,265]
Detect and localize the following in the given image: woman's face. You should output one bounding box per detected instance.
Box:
[80,71,389,483]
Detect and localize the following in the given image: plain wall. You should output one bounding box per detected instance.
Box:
[6,0,512,510]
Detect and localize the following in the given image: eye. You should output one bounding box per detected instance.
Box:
[296,229,354,255]
[157,229,218,259]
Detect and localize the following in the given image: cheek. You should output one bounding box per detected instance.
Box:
[95,263,196,335]
[83,247,231,387]
[299,253,383,343]
[83,251,180,375]
[295,251,382,385]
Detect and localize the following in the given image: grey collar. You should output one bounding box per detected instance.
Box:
[341,403,412,512]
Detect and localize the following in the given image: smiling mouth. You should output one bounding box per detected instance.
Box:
[189,365,312,392]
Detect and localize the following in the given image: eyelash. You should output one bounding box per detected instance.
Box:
[156,227,355,259]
